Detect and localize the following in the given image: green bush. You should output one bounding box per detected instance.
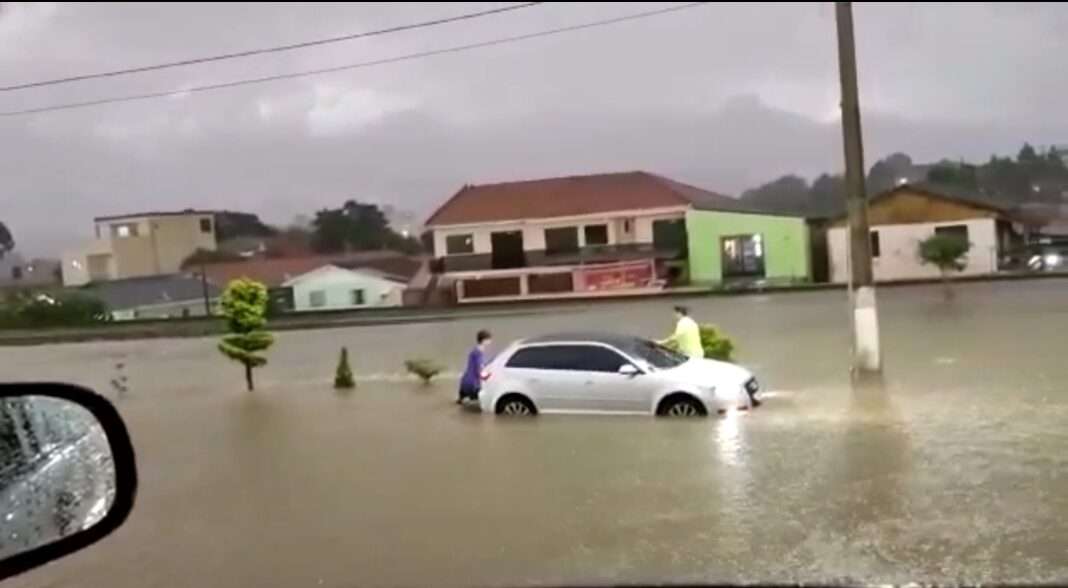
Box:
[335,347,355,389]
[0,292,110,328]
[217,279,274,391]
[404,358,442,384]
[698,324,735,361]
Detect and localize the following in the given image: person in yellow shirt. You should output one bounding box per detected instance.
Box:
[658,305,704,359]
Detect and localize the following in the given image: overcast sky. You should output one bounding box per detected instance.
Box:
[3,2,1068,255]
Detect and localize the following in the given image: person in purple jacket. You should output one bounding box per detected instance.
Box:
[457,329,492,405]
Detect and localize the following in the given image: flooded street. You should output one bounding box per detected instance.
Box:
[4,280,1068,586]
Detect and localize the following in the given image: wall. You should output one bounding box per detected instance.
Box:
[432,209,684,255]
[289,267,404,312]
[431,208,686,271]
[147,215,217,274]
[686,210,811,284]
[828,218,998,283]
[111,298,217,321]
[61,239,113,286]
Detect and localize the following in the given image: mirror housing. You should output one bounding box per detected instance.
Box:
[618,364,641,376]
[0,383,137,581]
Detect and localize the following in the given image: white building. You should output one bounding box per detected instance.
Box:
[828,184,1022,283]
[283,265,405,312]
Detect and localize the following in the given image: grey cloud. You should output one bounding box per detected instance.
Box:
[2,2,1067,255]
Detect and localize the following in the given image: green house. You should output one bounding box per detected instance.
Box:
[685,206,811,286]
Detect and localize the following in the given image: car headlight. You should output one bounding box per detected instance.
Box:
[744,377,759,394]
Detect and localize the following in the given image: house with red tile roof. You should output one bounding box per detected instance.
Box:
[425,171,794,302]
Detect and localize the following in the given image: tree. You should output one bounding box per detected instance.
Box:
[866,152,913,194]
[739,175,809,214]
[213,211,277,242]
[807,173,846,216]
[311,200,422,254]
[334,347,355,389]
[1017,143,1039,164]
[217,279,274,391]
[926,163,979,190]
[0,222,13,259]
[918,234,971,301]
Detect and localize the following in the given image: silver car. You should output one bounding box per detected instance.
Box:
[478,332,760,417]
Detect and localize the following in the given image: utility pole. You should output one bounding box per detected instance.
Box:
[835,1,881,373]
[199,261,211,317]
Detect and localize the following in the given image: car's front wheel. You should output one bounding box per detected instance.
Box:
[495,394,536,417]
[657,394,707,418]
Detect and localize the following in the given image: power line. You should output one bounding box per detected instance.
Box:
[0,2,543,92]
[0,2,709,118]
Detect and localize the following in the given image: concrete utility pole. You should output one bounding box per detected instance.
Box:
[835,1,881,373]
[199,261,212,317]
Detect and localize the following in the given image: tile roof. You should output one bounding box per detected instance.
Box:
[425,171,772,226]
[200,251,421,288]
[83,274,221,310]
[825,182,1015,220]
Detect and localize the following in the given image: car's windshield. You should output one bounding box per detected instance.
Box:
[623,339,689,370]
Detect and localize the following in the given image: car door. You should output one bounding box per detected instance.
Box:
[503,345,585,412]
[565,344,652,412]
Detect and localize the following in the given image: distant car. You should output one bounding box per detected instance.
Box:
[478,332,759,417]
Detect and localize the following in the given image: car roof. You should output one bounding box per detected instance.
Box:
[521,331,646,348]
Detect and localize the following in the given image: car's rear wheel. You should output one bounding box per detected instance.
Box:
[657,394,707,418]
[496,394,536,417]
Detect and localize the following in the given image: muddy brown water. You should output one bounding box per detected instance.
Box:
[4,280,1068,586]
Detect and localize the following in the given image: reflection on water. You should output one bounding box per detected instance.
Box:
[2,281,1068,586]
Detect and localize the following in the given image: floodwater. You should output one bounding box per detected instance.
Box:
[3,280,1068,586]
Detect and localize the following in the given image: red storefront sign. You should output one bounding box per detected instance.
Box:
[577,260,656,292]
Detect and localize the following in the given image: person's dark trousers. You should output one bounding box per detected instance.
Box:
[457,384,480,404]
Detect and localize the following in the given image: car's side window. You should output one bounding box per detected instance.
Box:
[506,346,570,370]
[571,346,629,373]
[506,345,629,373]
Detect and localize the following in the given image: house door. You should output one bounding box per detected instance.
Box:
[491,231,526,269]
[721,234,766,279]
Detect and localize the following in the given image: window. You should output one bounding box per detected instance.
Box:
[506,344,629,373]
[870,230,881,258]
[308,290,326,308]
[350,289,365,306]
[652,219,686,251]
[544,227,579,255]
[584,224,609,246]
[200,218,213,233]
[112,223,138,238]
[445,234,474,255]
[936,224,969,242]
[11,266,21,280]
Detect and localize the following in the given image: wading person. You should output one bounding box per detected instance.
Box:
[658,305,704,359]
[457,329,492,405]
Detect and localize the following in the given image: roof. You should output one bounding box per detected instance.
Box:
[83,274,220,310]
[201,251,421,288]
[425,171,784,227]
[282,264,408,287]
[827,182,1014,221]
[523,331,645,348]
[94,209,215,222]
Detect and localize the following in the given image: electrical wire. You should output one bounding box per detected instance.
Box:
[0,3,543,92]
[0,2,710,118]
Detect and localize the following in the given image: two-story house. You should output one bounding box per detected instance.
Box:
[426,171,761,302]
[61,210,217,286]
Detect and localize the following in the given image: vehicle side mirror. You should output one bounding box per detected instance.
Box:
[0,383,137,581]
[618,364,640,376]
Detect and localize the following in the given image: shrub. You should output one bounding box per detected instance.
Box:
[698,324,735,361]
[0,292,110,327]
[334,347,355,389]
[918,234,971,300]
[217,279,274,391]
[404,358,442,384]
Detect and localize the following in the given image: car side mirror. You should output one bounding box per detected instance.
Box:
[0,383,137,581]
[618,364,640,376]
